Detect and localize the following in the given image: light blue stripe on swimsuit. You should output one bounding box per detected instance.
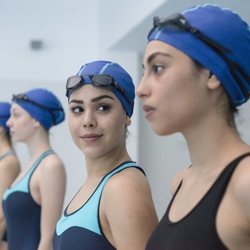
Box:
[3,149,54,200]
[56,161,140,236]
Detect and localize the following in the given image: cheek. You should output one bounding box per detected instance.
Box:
[67,114,81,143]
[16,118,30,131]
[153,83,178,112]
[152,88,193,134]
[68,116,79,140]
[13,121,32,141]
[157,72,199,111]
[106,116,126,138]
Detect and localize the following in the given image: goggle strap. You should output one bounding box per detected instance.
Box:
[150,14,250,101]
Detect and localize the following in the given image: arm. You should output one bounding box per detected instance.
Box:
[38,156,66,250]
[101,168,158,250]
[216,156,250,248]
[0,242,7,250]
[230,158,250,235]
[0,156,20,240]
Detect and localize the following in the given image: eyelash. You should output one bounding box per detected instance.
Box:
[70,106,83,113]
[12,112,20,118]
[69,104,111,114]
[152,64,165,74]
[96,104,111,112]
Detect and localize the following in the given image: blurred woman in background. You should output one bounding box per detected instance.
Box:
[3,88,66,250]
[0,102,20,250]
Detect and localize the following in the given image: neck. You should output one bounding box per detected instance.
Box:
[183,115,249,174]
[85,146,131,178]
[25,128,51,161]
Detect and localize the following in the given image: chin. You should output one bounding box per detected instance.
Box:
[80,148,105,159]
[11,136,21,142]
[152,125,175,136]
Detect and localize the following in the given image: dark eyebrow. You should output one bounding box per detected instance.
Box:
[144,52,172,67]
[69,99,83,104]
[91,95,115,102]
[69,95,115,104]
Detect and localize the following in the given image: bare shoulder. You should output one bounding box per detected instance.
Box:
[104,167,150,194]
[170,168,188,195]
[39,153,66,179]
[229,156,250,214]
[37,153,66,198]
[0,155,20,176]
[101,166,158,249]
[102,166,155,211]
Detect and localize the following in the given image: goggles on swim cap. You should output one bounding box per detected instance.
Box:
[0,115,9,119]
[12,93,63,125]
[66,74,133,105]
[148,13,250,102]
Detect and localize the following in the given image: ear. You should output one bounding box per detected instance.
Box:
[32,119,41,128]
[125,116,131,126]
[0,125,4,134]
[207,74,221,90]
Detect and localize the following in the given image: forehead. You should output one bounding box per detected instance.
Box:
[11,103,25,112]
[144,40,191,64]
[10,103,30,117]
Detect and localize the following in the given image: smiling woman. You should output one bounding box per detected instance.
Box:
[53,60,158,250]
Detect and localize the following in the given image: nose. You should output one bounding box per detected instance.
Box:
[6,116,12,128]
[136,75,150,99]
[82,110,96,128]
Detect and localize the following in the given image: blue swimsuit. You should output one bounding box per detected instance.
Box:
[0,149,15,242]
[53,161,144,250]
[3,149,54,250]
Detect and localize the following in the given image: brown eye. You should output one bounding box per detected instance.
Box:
[97,104,111,112]
[70,106,83,113]
[152,64,164,74]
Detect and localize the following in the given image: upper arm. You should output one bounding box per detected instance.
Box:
[38,156,66,247]
[102,169,158,250]
[0,156,20,236]
[0,156,20,195]
[230,158,250,224]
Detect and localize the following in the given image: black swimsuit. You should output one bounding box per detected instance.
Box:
[146,153,250,250]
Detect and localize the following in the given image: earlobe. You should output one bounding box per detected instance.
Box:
[207,74,221,90]
[33,119,41,128]
[125,116,131,126]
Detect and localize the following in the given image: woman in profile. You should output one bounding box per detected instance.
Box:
[137,4,250,250]
[3,88,66,250]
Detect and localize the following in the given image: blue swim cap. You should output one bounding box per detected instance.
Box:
[13,88,65,130]
[148,4,250,107]
[0,102,11,134]
[67,60,135,117]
